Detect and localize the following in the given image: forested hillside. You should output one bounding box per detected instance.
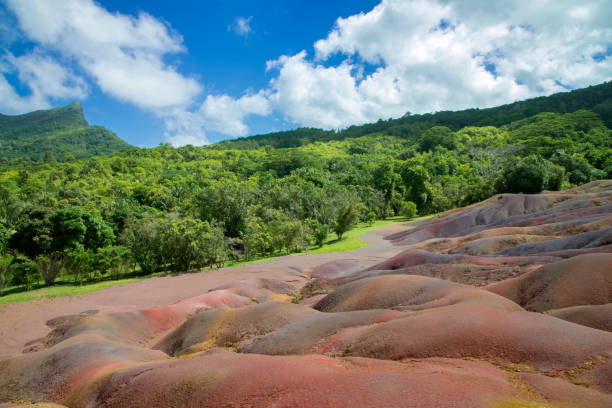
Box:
[0,102,133,161]
[215,81,612,149]
[0,83,611,294]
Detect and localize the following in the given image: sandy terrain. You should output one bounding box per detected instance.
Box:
[1,180,611,407]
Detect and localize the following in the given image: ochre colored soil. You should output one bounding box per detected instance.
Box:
[1,180,612,407]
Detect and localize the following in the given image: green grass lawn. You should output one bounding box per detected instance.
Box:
[0,216,416,305]
[0,278,145,305]
[305,216,409,254]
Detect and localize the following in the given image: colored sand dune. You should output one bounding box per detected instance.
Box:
[1,180,612,407]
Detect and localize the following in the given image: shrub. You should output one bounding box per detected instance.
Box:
[314,223,330,247]
[399,201,418,218]
[10,255,38,290]
[365,211,376,226]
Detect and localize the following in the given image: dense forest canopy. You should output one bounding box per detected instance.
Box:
[0,82,611,292]
[0,102,133,161]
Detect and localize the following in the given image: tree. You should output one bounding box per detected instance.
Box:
[10,254,38,290]
[195,184,251,238]
[497,155,565,194]
[10,206,114,257]
[400,161,433,214]
[64,247,96,285]
[120,216,165,275]
[51,207,114,252]
[419,126,457,152]
[550,151,602,185]
[334,205,359,240]
[96,246,132,280]
[242,217,273,259]
[268,219,307,254]
[0,223,8,253]
[372,162,397,204]
[162,215,226,271]
[10,206,55,257]
[36,253,64,286]
[0,254,13,295]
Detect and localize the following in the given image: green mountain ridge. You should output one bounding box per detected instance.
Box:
[0,102,133,161]
[214,80,612,150]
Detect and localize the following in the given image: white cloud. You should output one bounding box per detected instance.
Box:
[267,52,368,128]
[0,50,87,113]
[8,51,88,100]
[162,92,271,145]
[2,0,271,145]
[199,92,271,136]
[4,0,200,111]
[2,0,207,144]
[267,0,612,128]
[3,0,611,145]
[229,16,253,38]
[163,108,208,146]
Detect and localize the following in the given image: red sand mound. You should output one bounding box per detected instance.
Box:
[21,288,255,354]
[307,259,368,279]
[78,350,532,408]
[156,301,317,356]
[0,404,68,408]
[387,180,612,246]
[386,193,561,245]
[519,372,612,408]
[548,303,612,332]
[0,334,166,403]
[239,308,400,355]
[367,248,560,272]
[486,253,612,312]
[3,181,612,407]
[208,277,297,301]
[314,274,521,313]
[498,227,612,256]
[316,303,612,371]
[343,263,536,287]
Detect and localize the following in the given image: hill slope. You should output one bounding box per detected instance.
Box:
[215,80,612,149]
[0,102,133,161]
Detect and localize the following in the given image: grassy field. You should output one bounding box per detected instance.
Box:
[306,217,409,254]
[0,278,145,305]
[0,217,413,304]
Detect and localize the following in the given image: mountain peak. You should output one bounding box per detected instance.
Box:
[0,102,133,161]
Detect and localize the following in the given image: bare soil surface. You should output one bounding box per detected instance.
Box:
[2,181,612,407]
[0,222,407,359]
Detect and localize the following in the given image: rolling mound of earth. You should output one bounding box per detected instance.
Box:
[1,180,612,407]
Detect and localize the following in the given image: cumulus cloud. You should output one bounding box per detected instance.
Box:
[1,0,218,145]
[2,0,271,145]
[267,52,368,128]
[199,92,271,136]
[267,0,612,128]
[4,0,200,111]
[163,92,271,145]
[3,0,611,145]
[228,16,253,38]
[0,50,87,113]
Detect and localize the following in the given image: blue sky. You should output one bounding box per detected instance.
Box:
[84,0,381,144]
[1,0,611,147]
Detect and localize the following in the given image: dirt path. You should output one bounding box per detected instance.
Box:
[0,222,411,359]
